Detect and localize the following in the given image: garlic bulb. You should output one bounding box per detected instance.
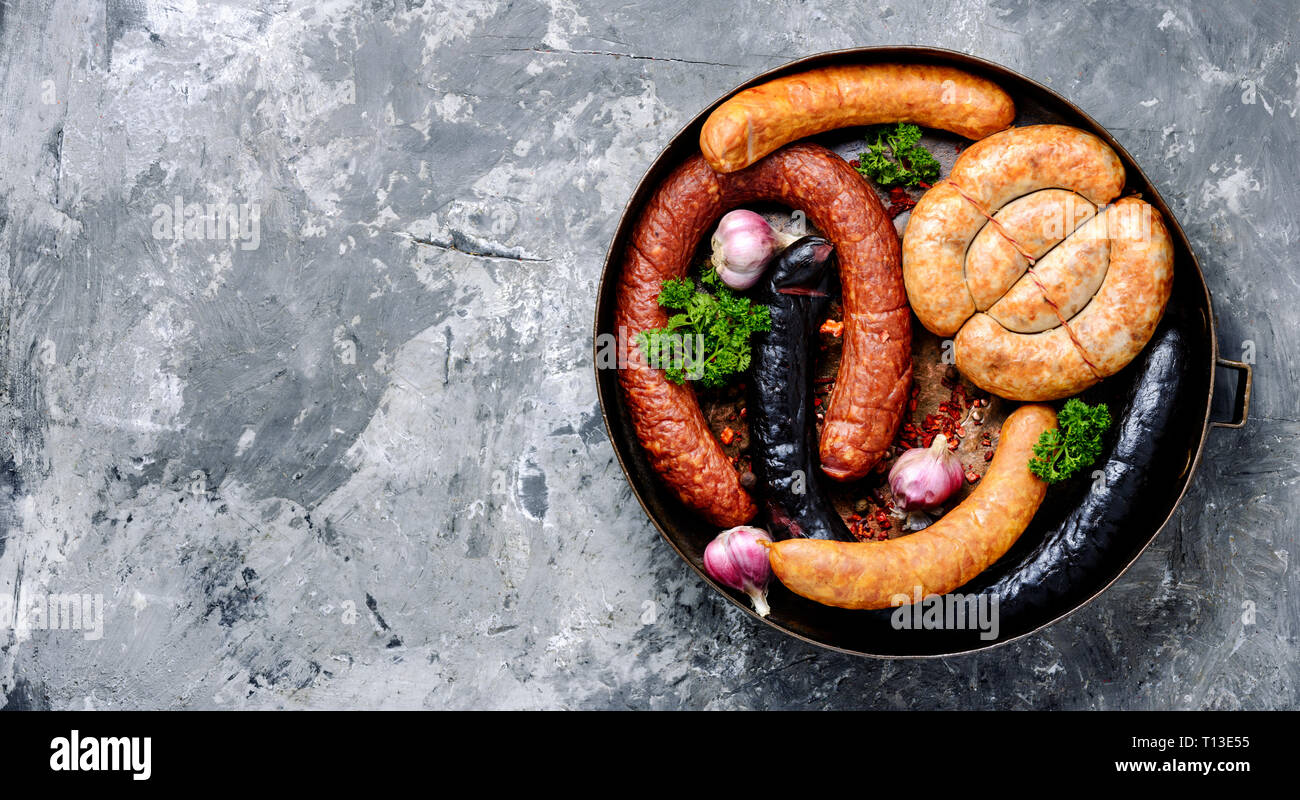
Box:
[702,525,774,617]
[710,210,797,290]
[888,434,965,511]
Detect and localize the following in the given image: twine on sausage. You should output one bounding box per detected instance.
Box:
[946,180,1041,266]
[946,180,1104,380]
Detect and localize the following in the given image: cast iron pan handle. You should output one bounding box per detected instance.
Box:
[1212,358,1252,429]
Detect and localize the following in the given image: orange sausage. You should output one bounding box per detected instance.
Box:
[700,63,1015,174]
[767,404,1056,610]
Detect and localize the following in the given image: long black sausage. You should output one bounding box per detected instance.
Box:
[748,237,855,542]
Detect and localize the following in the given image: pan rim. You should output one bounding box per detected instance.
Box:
[591,45,1218,659]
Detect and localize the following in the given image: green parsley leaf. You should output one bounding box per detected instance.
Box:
[656,277,696,310]
[638,264,770,387]
[1028,399,1113,483]
[854,123,942,188]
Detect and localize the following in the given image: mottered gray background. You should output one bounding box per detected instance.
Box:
[0,0,1295,709]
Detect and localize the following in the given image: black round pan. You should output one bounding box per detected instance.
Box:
[592,46,1252,657]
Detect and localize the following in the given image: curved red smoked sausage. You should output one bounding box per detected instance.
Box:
[614,144,909,526]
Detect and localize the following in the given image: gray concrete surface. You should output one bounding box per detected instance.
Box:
[0,0,1295,709]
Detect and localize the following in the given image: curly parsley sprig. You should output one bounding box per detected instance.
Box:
[854,123,942,189]
[1028,399,1113,484]
[636,265,770,388]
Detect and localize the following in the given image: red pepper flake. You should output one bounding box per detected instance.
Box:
[719,427,735,446]
[965,470,980,484]
[885,186,918,219]
[813,397,823,407]
[984,451,995,462]
[739,407,747,418]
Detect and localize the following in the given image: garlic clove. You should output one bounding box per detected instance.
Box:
[702,525,774,617]
[742,580,771,618]
[716,264,763,291]
[902,510,934,532]
[888,434,966,512]
[710,210,783,290]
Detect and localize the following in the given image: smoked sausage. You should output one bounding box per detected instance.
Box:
[766,404,1056,610]
[614,144,909,526]
[700,63,1015,173]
